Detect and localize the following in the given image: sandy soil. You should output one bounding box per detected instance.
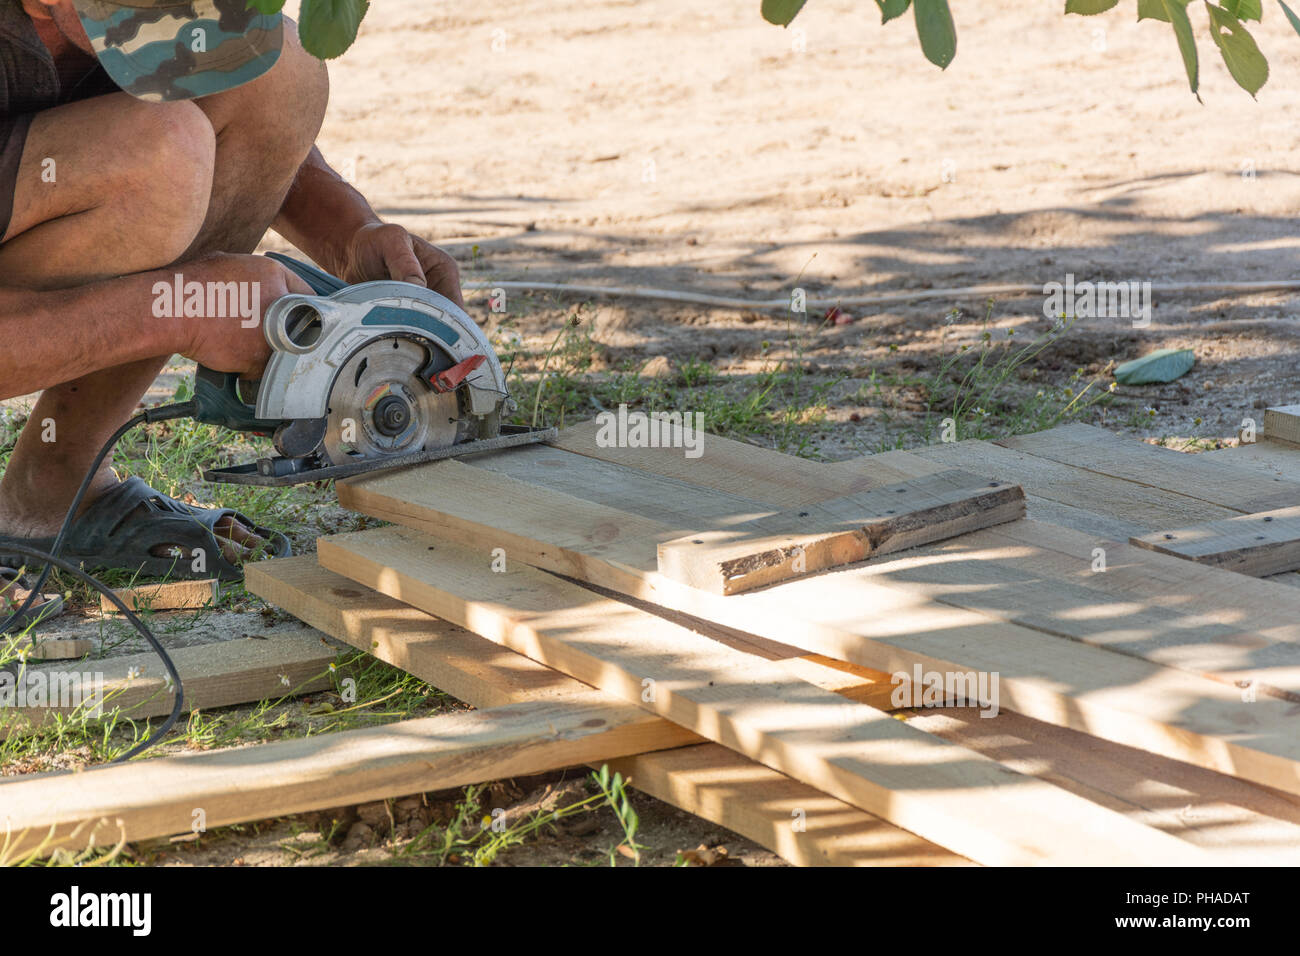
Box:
[266,0,1300,455]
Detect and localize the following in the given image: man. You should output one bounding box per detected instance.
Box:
[0,0,464,627]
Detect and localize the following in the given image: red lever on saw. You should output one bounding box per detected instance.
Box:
[431,354,486,393]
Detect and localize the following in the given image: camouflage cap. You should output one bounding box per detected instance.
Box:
[69,0,283,102]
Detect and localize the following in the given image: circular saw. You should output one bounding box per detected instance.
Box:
[197,254,554,486]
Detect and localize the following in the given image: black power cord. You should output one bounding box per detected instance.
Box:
[1,401,198,761]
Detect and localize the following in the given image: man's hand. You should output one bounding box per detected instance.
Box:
[182,255,315,378]
[336,222,465,306]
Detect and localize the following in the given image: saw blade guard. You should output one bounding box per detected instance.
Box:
[254,280,509,428]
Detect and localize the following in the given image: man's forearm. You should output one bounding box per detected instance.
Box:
[0,271,193,401]
[273,146,379,275]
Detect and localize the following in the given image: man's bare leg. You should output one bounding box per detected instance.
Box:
[0,29,328,558]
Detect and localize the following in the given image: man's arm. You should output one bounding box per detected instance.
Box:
[273,147,464,304]
[0,254,307,402]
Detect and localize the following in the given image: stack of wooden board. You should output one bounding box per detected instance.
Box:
[6,422,1300,866]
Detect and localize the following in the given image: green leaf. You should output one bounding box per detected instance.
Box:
[1114,348,1196,385]
[1065,0,1120,13]
[297,0,369,60]
[875,0,911,23]
[761,0,808,26]
[244,0,285,13]
[1205,3,1269,95]
[1224,0,1263,19]
[912,0,956,69]
[1281,0,1300,34]
[1145,0,1199,95]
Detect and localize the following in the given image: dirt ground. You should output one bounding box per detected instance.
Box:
[8,1,1300,867]
[128,770,785,869]
[258,0,1299,455]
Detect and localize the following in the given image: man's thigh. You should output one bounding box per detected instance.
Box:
[6,93,211,238]
[0,94,215,287]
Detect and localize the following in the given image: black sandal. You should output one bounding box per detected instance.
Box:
[0,477,291,583]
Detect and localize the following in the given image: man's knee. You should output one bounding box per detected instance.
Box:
[108,101,216,263]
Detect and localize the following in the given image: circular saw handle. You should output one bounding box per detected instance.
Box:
[264,252,347,296]
[193,366,281,434]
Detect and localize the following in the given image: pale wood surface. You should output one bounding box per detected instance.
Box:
[254,558,1300,862]
[858,438,1239,534]
[1131,506,1300,577]
[0,633,336,738]
[1000,424,1300,513]
[102,579,219,613]
[656,470,1024,595]
[1203,439,1300,480]
[1264,405,1300,447]
[0,694,678,859]
[910,707,1300,862]
[318,525,1213,865]
[248,557,965,866]
[11,637,94,661]
[339,442,1300,797]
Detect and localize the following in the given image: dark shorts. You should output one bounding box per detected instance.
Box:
[0,111,32,241]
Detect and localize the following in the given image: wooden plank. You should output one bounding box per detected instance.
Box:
[10,636,94,662]
[253,564,1300,862]
[0,694,678,859]
[881,443,1300,595]
[1201,444,1300,585]
[318,526,1213,865]
[1204,439,1300,480]
[248,557,964,866]
[846,520,1300,696]
[833,450,1300,695]
[101,579,218,613]
[1001,423,1300,513]
[864,438,1238,535]
[550,420,892,505]
[601,743,970,866]
[656,471,1025,595]
[0,633,336,738]
[1264,405,1300,447]
[336,438,1300,797]
[908,707,1300,862]
[1131,506,1300,577]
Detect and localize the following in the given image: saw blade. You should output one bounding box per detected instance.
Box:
[322,337,459,464]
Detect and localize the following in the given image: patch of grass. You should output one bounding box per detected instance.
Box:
[397,766,644,867]
[866,306,1117,449]
[1,829,129,867]
[502,308,842,457]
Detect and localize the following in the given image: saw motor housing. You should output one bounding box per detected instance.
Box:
[257,280,509,458]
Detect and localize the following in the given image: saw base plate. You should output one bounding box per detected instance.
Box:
[204,425,557,487]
